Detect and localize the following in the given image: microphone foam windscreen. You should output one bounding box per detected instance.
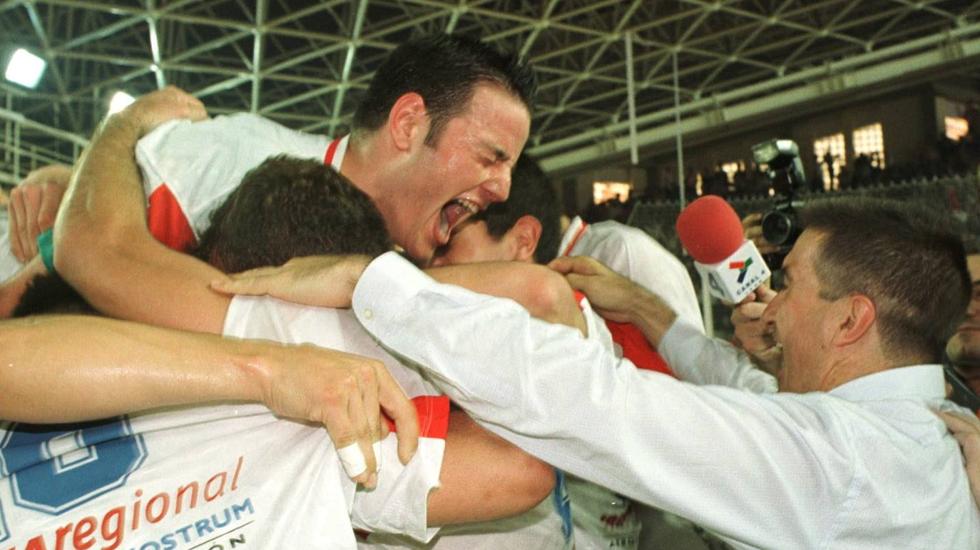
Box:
[675,196,745,264]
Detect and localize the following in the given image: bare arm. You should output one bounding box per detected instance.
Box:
[429,411,555,524]
[0,314,418,483]
[54,87,229,333]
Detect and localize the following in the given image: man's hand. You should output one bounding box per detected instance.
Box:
[731,285,782,372]
[548,255,640,322]
[549,255,677,346]
[248,342,419,488]
[211,255,373,308]
[115,85,207,137]
[938,410,980,507]
[8,164,71,262]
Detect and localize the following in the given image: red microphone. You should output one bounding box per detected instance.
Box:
[676,196,771,303]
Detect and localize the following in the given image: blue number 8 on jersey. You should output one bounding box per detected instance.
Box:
[0,418,147,515]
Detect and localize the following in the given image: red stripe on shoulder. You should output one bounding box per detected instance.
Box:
[324,137,342,166]
[147,184,197,252]
[384,395,450,440]
[605,320,676,377]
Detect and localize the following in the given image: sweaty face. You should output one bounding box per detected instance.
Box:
[430,218,517,267]
[387,83,531,265]
[763,230,840,393]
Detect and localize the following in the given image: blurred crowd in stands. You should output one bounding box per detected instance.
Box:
[581,110,980,225]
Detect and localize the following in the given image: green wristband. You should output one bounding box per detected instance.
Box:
[37,228,56,274]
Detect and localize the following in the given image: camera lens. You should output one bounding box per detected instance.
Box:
[762,210,796,246]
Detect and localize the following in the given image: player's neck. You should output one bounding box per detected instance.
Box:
[338,130,387,203]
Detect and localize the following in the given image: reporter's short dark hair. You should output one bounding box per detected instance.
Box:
[193,155,391,273]
[352,33,536,146]
[801,197,970,363]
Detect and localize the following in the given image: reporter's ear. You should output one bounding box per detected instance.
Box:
[834,294,876,346]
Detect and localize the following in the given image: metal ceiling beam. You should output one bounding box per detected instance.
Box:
[517,0,558,58]
[328,0,369,135]
[535,0,644,135]
[251,0,267,112]
[539,21,980,155]
[146,0,166,88]
[24,2,79,132]
[54,0,198,52]
[535,19,980,151]
[694,0,796,93]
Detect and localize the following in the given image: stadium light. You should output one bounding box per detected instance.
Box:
[4,48,46,89]
[108,91,136,115]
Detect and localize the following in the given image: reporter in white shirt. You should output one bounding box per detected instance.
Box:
[223,197,980,548]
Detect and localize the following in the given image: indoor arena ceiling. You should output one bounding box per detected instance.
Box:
[2,0,980,176]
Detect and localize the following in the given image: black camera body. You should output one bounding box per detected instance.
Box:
[751,139,807,248]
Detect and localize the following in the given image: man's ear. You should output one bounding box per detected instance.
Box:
[509,216,542,263]
[387,92,427,152]
[834,294,876,346]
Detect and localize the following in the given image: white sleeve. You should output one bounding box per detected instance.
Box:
[352,252,857,548]
[350,431,444,542]
[658,321,778,393]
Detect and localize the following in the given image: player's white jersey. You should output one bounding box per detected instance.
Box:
[135,113,342,252]
[0,296,446,550]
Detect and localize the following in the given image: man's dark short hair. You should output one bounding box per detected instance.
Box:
[801,197,970,363]
[13,273,95,317]
[478,155,561,264]
[193,155,391,273]
[352,33,536,146]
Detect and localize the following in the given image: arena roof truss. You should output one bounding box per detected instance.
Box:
[1,0,979,183]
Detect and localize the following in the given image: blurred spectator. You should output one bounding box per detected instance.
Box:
[947,253,980,395]
[704,164,729,198]
[850,153,873,188]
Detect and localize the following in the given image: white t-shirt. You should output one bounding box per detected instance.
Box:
[135,113,343,251]
[0,296,445,550]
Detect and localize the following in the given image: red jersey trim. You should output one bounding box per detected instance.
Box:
[147,184,197,252]
[385,395,450,440]
[561,221,589,257]
[605,320,675,377]
[324,136,343,166]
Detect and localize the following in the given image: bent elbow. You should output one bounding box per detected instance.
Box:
[511,451,557,511]
[526,267,586,335]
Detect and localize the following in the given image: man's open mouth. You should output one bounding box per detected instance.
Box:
[438,198,480,243]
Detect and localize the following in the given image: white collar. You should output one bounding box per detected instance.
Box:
[829,364,946,402]
[557,215,586,257]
